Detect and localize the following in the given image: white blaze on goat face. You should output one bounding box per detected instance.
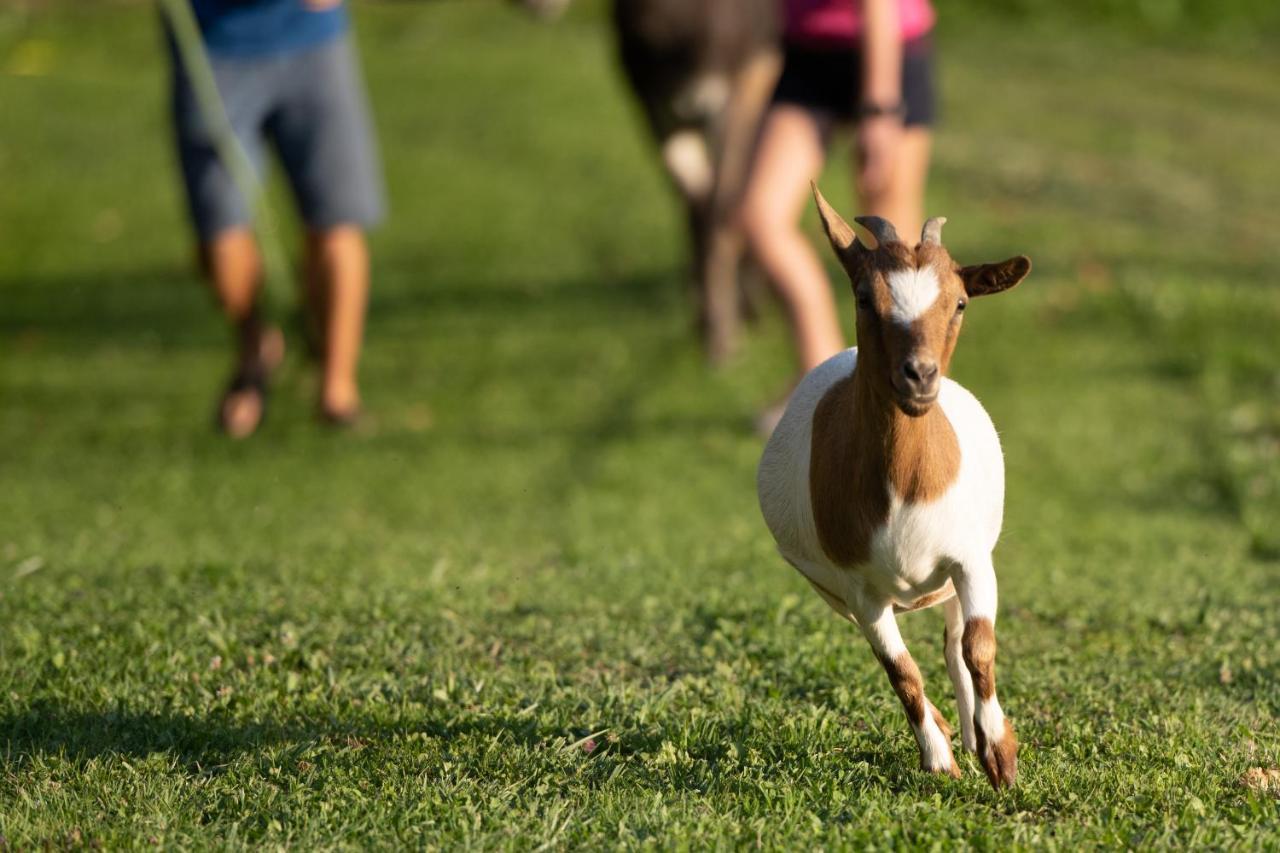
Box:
[886,266,942,326]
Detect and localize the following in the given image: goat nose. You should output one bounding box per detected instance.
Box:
[902,358,939,387]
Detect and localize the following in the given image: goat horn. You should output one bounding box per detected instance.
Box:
[853,215,900,248]
[921,216,947,246]
[811,182,858,254]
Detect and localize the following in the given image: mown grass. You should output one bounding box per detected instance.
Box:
[1,1,1278,847]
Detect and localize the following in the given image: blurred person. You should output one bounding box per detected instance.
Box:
[739,0,935,423]
[168,0,384,437]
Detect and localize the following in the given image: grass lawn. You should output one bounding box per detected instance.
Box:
[2,1,1278,847]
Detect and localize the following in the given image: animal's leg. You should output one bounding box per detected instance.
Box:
[953,559,1019,789]
[699,217,743,364]
[708,49,781,220]
[852,598,959,778]
[943,596,977,753]
[697,49,781,361]
[659,130,721,351]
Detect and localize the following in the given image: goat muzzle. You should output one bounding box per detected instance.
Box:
[895,356,940,415]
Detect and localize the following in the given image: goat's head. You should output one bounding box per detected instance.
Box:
[812,184,1031,417]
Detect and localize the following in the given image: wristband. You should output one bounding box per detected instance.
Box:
[857,101,907,120]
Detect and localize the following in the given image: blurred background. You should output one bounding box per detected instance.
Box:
[1,0,1278,846]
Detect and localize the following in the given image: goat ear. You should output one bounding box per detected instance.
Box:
[811,182,865,263]
[959,255,1032,297]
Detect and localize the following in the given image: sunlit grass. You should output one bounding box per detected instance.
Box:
[1,1,1277,846]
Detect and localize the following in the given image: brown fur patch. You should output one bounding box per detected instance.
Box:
[959,256,1032,298]
[893,579,956,614]
[879,652,927,726]
[962,617,998,700]
[809,372,887,566]
[975,718,1018,789]
[809,366,961,567]
[885,410,960,503]
[880,661,961,778]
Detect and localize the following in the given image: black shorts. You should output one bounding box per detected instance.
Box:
[772,35,936,127]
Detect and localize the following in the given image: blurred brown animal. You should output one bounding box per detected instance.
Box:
[517,0,781,363]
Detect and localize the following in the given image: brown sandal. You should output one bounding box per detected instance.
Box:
[215,326,284,439]
[217,363,270,439]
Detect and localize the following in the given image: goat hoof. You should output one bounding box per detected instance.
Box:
[920,754,963,780]
[975,719,1018,789]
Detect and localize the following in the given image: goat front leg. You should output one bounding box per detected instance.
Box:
[852,597,960,778]
[954,559,1019,789]
[657,130,724,357]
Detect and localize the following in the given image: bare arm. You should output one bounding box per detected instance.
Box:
[856,0,904,199]
[861,0,902,108]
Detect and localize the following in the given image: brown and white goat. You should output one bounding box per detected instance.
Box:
[757,186,1032,788]
[515,0,780,362]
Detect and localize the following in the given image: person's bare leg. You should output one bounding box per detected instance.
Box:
[306,225,369,421]
[201,227,283,438]
[858,127,931,245]
[740,105,844,373]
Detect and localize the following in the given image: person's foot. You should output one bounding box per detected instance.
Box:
[318,380,361,428]
[755,379,798,439]
[217,326,284,439]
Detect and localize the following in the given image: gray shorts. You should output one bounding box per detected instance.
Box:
[172,35,385,240]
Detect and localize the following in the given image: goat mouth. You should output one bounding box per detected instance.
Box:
[896,392,938,416]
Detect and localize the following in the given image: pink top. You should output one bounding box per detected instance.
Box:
[784,0,936,47]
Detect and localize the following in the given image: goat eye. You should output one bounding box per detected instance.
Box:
[856,293,873,311]
[956,300,967,313]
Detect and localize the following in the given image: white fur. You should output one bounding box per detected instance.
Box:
[886,266,942,326]
[916,712,955,772]
[943,598,978,753]
[661,130,713,201]
[977,697,1006,743]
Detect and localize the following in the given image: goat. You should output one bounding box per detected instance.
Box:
[756,185,1032,788]
[515,0,780,362]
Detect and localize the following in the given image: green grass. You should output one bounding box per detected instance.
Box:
[2,1,1279,847]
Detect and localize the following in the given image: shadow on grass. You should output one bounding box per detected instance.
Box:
[371,263,682,319]
[0,701,568,771]
[2,259,752,449]
[0,266,212,348]
[0,699,939,795]
[0,261,687,351]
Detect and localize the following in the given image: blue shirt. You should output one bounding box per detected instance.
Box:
[190,0,348,58]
